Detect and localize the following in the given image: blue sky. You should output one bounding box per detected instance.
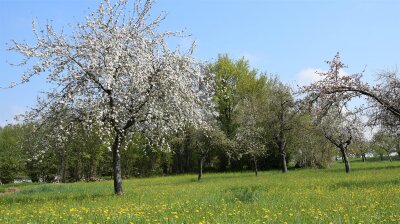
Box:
[1,0,400,126]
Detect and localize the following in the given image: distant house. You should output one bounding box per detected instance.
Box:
[13,176,32,184]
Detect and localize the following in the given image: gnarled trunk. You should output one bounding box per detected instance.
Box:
[112,133,123,195]
[340,148,350,173]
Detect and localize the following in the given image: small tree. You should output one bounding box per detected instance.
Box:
[371,130,394,162]
[319,107,362,173]
[350,135,370,163]
[194,127,229,181]
[394,134,400,159]
[301,53,367,173]
[291,114,336,168]
[8,0,212,194]
[268,79,298,173]
[235,95,267,176]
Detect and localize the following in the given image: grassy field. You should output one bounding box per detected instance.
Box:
[0,160,400,223]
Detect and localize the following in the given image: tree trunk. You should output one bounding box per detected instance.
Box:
[112,133,123,195]
[89,156,97,181]
[281,151,288,173]
[198,155,205,181]
[387,152,392,162]
[278,131,288,173]
[253,156,258,176]
[77,148,83,181]
[60,149,67,183]
[361,153,366,162]
[340,148,350,173]
[380,153,383,161]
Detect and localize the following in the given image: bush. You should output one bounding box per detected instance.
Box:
[228,185,262,203]
[0,161,17,184]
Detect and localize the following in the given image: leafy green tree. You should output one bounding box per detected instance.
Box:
[394,134,400,159]
[291,114,336,168]
[349,135,370,162]
[170,129,197,174]
[23,119,109,183]
[372,130,394,162]
[169,125,229,181]
[234,71,268,175]
[122,133,172,177]
[267,78,298,173]
[210,55,267,171]
[235,94,267,176]
[65,125,108,181]
[0,125,26,184]
[210,55,255,138]
[193,127,229,181]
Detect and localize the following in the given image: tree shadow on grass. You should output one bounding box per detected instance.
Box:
[1,191,113,204]
[325,164,400,173]
[351,157,400,163]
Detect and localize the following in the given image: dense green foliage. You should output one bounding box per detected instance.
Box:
[0,160,399,223]
[0,125,26,184]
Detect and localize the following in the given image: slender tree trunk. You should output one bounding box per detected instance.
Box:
[340,148,350,173]
[198,155,205,181]
[112,133,123,195]
[280,150,287,173]
[278,136,287,173]
[185,133,191,173]
[277,108,288,173]
[77,147,83,181]
[387,152,392,162]
[253,156,258,176]
[362,153,366,162]
[380,153,384,161]
[178,152,183,174]
[90,156,97,181]
[60,149,67,183]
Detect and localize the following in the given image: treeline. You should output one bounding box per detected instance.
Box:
[0,55,399,184]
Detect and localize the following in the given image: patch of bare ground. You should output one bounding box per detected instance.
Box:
[0,188,19,196]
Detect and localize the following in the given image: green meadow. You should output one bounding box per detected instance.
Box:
[1,160,400,224]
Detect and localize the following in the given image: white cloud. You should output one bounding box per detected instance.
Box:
[296,68,324,85]
[296,68,350,85]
